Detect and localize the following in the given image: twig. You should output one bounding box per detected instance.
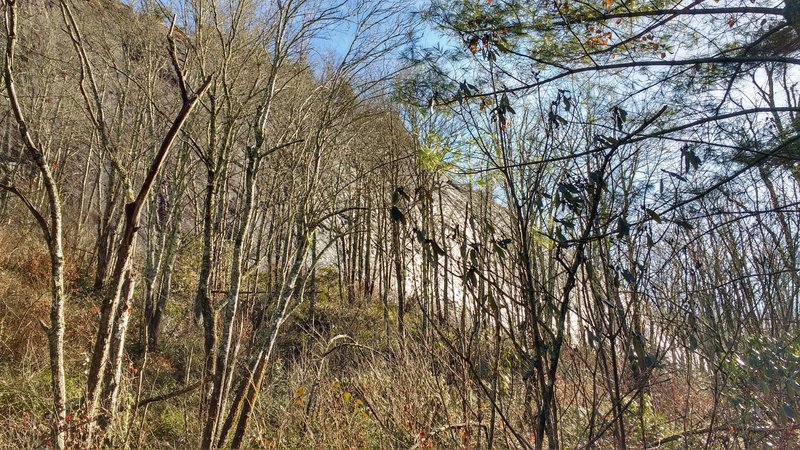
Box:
[0,182,50,242]
[132,381,202,410]
[645,423,799,448]
[407,422,488,450]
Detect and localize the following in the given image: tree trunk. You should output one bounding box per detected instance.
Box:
[3,5,67,447]
[202,152,260,449]
[85,76,211,441]
[225,228,311,449]
[391,206,405,343]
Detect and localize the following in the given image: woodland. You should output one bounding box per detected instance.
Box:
[0,0,799,448]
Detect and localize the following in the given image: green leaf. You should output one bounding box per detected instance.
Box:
[555,228,569,245]
[644,354,661,368]
[595,135,618,147]
[459,81,473,96]
[681,147,702,173]
[549,111,568,128]
[783,403,796,419]
[487,291,499,314]
[621,269,636,284]
[612,106,628,131]
[392,186,410,203]
[645,208,662,224]
[465,267,478,287]
[390,206,405,224]
[430,240,446,257]
[497,238,512,248]
[492,241,507,258]
[616,217,630,238]
[663,169,687,182]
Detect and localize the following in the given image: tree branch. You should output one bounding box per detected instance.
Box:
[0,182,51,243]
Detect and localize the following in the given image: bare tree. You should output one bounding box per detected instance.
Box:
[2,2,67,447]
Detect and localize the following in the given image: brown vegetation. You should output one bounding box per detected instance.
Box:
[1,0,799,448]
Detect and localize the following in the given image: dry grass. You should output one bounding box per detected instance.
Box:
[0,222,783,449]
